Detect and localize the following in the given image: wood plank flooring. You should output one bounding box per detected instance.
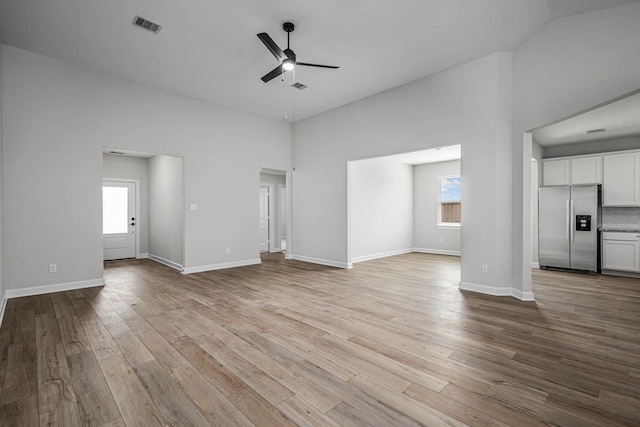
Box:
[1,252,639,426]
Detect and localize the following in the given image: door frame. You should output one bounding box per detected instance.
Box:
[278,183,287,252]
[259,183,275,252]
[103,177,141,259]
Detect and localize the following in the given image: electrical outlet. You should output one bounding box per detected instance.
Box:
[49,264,57,273]
[439,238,444,243]
[481,264,489,274]
[226,248,231,254]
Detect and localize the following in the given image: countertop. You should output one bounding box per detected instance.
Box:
[600,227,640,232]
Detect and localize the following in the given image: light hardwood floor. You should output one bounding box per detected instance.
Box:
[1,252,639,426]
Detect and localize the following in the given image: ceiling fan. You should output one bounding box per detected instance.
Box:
[257,22,339,83]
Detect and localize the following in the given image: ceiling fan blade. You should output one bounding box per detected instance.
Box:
[261,65,284,83]
[296,62,339,69]
[257,33,285,61]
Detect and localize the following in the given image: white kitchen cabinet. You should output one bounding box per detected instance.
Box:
[571,156,603,184]
[542,159,570,186]
[602,232,640,272]
[603,153,640,206]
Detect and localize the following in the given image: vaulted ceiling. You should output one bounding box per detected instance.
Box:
[0,0,637,122]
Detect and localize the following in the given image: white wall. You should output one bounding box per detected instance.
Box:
[260,172,286,252]
[512,2,640,296]
[148,155,184,267]
[413,160,461,255]
[2,45,290,292]
[102,154,149,255]
[293,51,515,297]
[349,157,413,263]
[542,136,640,158]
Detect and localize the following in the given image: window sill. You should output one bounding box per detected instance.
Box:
[437,223,460,229]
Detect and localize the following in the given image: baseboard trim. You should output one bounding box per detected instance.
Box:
[5,278,106,299]
[289,255,352,269]
[0,292,7,328]
[413,248,461,257]
[148,254,184,271]
[512,289,536,301]
[531,262,540,269]
[137,253,149,259]
[182,258,262,274]
[351,248,413,264]
[459,281,535,301]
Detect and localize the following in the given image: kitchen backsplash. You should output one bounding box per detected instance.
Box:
[602,207,640,228]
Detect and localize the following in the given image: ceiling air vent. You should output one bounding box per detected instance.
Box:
[132,16,162,34]
[292,82,308,90]
[586,128,606,134]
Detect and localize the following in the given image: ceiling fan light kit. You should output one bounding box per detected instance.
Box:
[257,22,339,83]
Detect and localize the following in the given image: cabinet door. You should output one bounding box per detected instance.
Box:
[571,156,602,184]
[542,159,570,186]
[603,153,640,206]
[602,239,640,272]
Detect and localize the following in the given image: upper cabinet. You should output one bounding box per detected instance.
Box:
[542,159,570,186]
[542,150,640,206]
[571,156,603,185]
[542,156,604,186]
[603,152,640,206]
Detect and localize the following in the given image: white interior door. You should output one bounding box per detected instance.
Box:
[103,180,136,260]
[259,186,270,252]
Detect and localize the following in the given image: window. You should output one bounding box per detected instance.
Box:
[102,186,129,234]
[438,176,461,226]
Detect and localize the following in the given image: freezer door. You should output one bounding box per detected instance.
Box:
[539,186,571,269]
[570,185,599,271]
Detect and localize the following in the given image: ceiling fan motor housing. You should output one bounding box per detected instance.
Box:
[283,22,295,33]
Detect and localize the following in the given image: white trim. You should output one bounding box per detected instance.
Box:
[531,262,540,269]
[0,293,7,327]
[148,254,184,271]
[459,281,535,301]
[289,254,352,269]
[260,183,276,252]
[413,248,461,257]
[5,278,105,299]
[138,253,149,259]
[351,248,413,264]
[512,289,536,301]
[459,281,513,297]
[436,223,461,229]
[182,258,261,274]
[285,253,294,260]
[276,183,287,252]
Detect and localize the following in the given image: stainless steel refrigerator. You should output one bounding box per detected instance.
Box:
[538,185,601,273]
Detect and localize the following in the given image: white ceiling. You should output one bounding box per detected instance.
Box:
[533,91,640,146]
[1,0,637,122]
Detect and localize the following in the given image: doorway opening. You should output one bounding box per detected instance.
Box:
[102,149,185,270]
[525,89,640,294]
[347,144,462,277]
[260,169,288,254]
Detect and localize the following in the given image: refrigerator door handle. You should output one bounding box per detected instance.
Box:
[570,199,575,243]
[566,199,570,242]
